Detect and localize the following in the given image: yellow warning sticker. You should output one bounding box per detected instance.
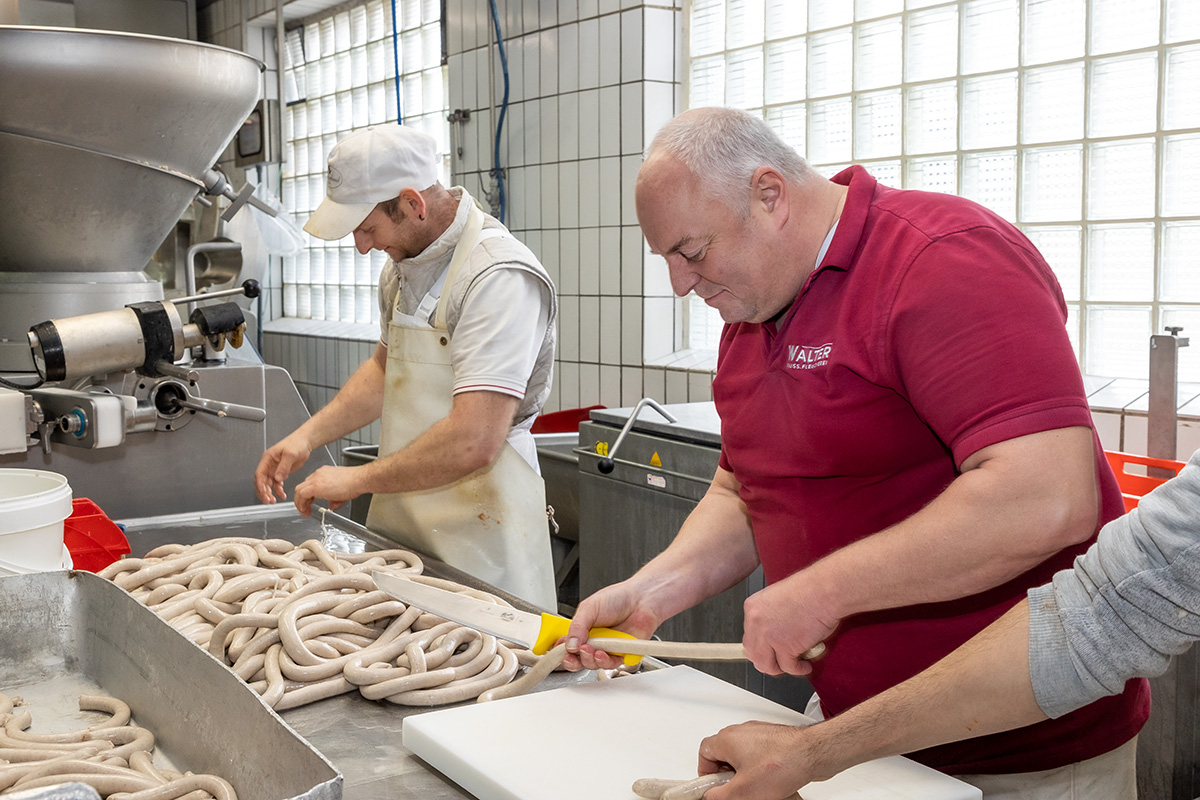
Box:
[650,451,662,468]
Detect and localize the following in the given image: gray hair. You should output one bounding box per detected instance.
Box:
[645,107,814,216]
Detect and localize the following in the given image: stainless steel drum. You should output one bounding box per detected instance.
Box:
[0,26,263,370]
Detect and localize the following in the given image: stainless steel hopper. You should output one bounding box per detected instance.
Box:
[0,25,264,370]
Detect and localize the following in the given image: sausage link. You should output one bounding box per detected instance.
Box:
[478,643,567,703]
[661,772,735,800]
[109,772,238,800]
[79,694,132,729]
[13,771,159,795]
[633,777,682,798]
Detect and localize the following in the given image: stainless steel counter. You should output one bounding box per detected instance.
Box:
[118,505,599,800]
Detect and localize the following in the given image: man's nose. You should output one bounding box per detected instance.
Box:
[352,229,372,255]
[667,257,701,297]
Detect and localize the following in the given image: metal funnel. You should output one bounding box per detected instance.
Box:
[0,26,263,370]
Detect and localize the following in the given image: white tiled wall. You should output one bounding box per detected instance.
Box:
[445,0,707,417]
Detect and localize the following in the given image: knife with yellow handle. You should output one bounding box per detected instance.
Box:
[373,571,642,666]
[372,571,826,668]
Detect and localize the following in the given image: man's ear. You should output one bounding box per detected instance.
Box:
[752,166,788,227]
[399,187,427,220]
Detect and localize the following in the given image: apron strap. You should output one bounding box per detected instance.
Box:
[420,229,509,326]
[412,262,452,324]
[434,204,485,329]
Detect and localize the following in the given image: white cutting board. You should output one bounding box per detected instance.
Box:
[404,666,980,800]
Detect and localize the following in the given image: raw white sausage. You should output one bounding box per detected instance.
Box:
[0,691,238,800]
[106,537,546,711]
[633,771,735,800]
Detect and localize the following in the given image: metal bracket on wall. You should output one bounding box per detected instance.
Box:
[448,108,471,159]
[1148,326,1189,477]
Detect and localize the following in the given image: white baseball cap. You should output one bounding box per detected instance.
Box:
[303,125,440,240]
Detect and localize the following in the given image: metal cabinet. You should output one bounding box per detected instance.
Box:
[577,403,812,711]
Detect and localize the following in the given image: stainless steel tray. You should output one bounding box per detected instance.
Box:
[0,570,342,800]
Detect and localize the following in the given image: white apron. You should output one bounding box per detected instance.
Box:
[365,205,557,611]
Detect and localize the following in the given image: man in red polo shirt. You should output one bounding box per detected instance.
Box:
[564,106,1147,798]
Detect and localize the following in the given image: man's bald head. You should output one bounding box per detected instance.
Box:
[641,107,815,216]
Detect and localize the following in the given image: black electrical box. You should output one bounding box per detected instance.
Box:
[235,98,281,167]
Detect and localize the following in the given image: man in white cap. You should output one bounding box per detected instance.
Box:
[254,124,558,611]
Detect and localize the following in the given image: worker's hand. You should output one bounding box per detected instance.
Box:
[254,433,313,504]
[698,721,818,800]
[742,576,837,677]
[561,582,660,672]
[292,465,360,517]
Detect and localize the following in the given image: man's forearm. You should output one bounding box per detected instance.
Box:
[294,346,387,448]
[701,601,1046,796]
[806,600,1046,777]
[562,467,761,670]
[1031,449,1200,717]
[628,470,761,622]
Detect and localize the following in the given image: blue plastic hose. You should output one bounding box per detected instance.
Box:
[488,0,509,223]
[391,0,403,125]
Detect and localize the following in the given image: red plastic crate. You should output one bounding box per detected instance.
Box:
[1105,451,1187,512]
[531,405,605,434]
[63,498,130,572]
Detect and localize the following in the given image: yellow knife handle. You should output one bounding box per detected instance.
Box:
[533,614,643,667]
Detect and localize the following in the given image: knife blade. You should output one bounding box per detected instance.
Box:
[372,571,643,666]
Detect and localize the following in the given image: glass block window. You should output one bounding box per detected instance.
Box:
[280,0,448,324]
[682,0,1200,381]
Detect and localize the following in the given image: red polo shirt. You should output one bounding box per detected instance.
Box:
[713,166,1148,774]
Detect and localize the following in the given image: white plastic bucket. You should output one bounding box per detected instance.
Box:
[0,469,73,574]
[0,544,73,576]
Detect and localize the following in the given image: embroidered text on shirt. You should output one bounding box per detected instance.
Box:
[787,343,832,370]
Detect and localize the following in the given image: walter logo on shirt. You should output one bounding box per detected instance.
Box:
[787,343,833,370]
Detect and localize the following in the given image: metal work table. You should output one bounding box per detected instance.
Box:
[118,505,598,800]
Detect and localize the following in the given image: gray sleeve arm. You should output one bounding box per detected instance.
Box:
[1028,449,1200,718]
